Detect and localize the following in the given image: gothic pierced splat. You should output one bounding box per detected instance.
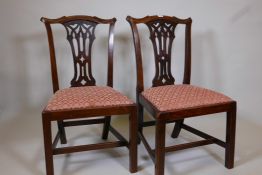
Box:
[146,20,177,87]
[63,20,97,87]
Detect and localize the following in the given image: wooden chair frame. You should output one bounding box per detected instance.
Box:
[41,15,137,175]
[127,15,236,175]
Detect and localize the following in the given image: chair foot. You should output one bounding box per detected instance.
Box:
[155,120,166,175]
[225,102,236,169]
[129,109,138,173]
[102,116,111,140]
[171,119,184,138]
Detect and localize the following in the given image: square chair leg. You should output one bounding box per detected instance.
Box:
[129,109,138,173]
[42,114,54,175]
[102,116,111,140]
[155,120,166,175]
[57,120,67,144]
[225,103,236,168]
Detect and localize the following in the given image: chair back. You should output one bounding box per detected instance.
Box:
[127,15,192,93]
[41,16,116,93]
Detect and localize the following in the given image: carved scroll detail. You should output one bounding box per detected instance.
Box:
[63,20,97,87]
[146,20,177,87]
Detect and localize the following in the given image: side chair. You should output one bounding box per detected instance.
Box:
[41,15,137,175]
[127,15,236,175]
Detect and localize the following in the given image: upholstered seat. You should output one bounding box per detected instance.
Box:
[141,85,233,112]
[45,86,134,112]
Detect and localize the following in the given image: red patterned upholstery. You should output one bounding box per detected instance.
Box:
[141,85,233,112]
[45,86,134,112]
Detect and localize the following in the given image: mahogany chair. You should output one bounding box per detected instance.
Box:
[127,15,236,175]
[41,16,137,175]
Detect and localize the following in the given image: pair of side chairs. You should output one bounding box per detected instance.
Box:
[41,15,236,175]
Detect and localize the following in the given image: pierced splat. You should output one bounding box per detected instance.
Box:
[63,20,97,87]
[146,20,177,87]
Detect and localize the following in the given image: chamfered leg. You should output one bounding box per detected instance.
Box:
[155,119,166,175]
[225,102,237,169]
[43,114,54,175]
[129,108,138,173]
[102,116,111,140]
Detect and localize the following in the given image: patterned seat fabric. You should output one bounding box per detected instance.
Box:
[141,85,233,112]
[45,86,134,112]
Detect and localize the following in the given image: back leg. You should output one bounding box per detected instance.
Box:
[171,119,184,138]
[57,120,67,144]
[137,103,144,144]
[102,116,111,140]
